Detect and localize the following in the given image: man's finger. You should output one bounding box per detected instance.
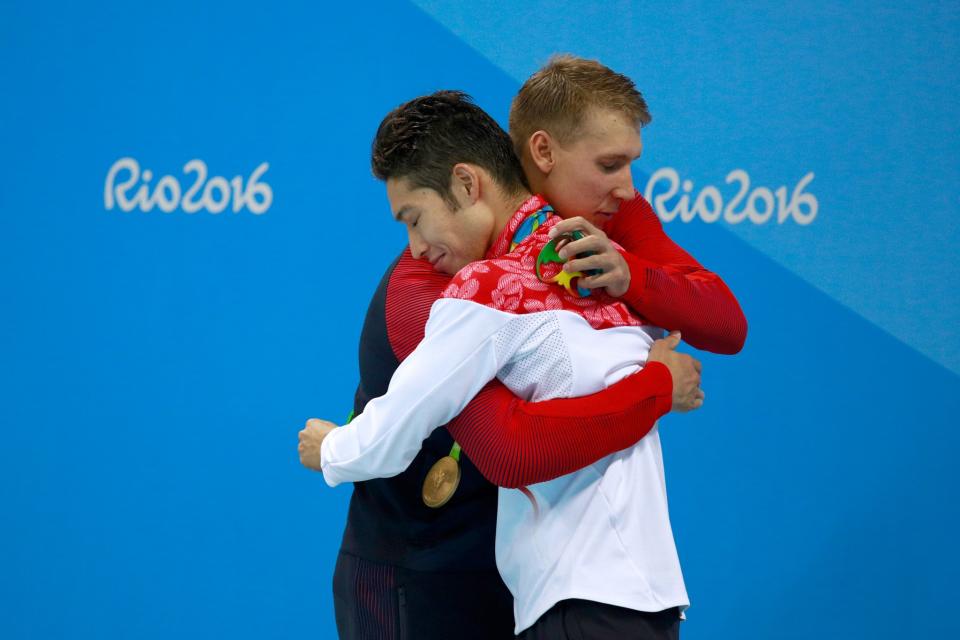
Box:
[662,332,681,349]
[564,255,609,274]
[549,216,597,238]
[558,235,606,258]
[577,273,614,290]
[692,358,702,374]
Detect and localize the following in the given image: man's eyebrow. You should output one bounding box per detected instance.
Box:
[599,152,641,162]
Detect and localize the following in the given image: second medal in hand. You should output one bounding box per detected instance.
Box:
[422,442,462,508]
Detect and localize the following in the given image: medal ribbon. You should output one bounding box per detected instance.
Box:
[509,203,553,251]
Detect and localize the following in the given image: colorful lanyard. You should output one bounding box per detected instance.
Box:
[510,203,554,250]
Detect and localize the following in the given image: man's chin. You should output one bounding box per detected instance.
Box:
[436,255,459,275]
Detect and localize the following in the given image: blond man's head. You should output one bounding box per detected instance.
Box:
[509,54,651,162]
[510,55,651,226]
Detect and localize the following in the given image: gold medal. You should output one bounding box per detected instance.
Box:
[422,454,461,508]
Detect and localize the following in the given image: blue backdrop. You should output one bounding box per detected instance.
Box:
[2,2,958,638]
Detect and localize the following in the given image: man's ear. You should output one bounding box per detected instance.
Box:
[451,163,481,205]
[528,131,556,175]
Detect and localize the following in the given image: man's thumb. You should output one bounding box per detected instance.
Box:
[664,331,681,348]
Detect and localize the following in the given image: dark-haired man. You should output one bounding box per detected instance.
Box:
[300,84,743,639]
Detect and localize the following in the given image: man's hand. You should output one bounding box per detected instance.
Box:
[647,332,704,412]
[549,216,631,297]
[298,418,337,471]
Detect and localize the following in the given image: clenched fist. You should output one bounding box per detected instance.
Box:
[298,418,337,471]
[647,332,705,412]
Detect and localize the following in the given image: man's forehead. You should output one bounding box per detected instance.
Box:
[386,178,439,219]
[578,108,641,145]
[387,176,440,198]
[386,177,415,214]
[386,176,413,198]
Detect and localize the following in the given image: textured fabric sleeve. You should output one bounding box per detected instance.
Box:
[446,361,673,488]
[320,299,510,486]
[606,193,748,354]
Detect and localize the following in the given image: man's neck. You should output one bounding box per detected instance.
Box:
[487,188,534,249]
[520,154,547,197]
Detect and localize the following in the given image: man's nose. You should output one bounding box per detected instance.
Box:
[611,165,636,202]
[408,229,429,260]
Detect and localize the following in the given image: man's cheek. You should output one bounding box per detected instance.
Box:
[590,213,611,230]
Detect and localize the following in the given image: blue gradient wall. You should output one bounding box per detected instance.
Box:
[2,2,957,638]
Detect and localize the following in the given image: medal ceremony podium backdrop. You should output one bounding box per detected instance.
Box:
[2,2,957,638]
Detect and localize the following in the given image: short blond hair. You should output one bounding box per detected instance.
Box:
[509,54,652,159]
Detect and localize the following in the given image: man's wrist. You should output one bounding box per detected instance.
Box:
[641,360,674,416]
[319,428,341,487]
[620,251,660,309]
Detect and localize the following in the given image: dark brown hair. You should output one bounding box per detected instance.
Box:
[372,90,527,208]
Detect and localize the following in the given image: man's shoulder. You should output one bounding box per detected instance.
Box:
[442,259,502,304]
[623,191,659,218]
[441,243,553,315]
[389,248,450,286]
[380,249,453,360]
[384,249,452,308]
[606,192,663,240]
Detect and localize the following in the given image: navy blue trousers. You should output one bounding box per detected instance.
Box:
[519,599,681,640]
[333,551,515,639]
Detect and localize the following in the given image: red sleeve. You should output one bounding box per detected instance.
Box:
[446,364,672,488]
[386,249,674,489]
[604,193,748,354]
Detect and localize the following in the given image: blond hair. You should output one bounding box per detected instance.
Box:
[509,54,651,158]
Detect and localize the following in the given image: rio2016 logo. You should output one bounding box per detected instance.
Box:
[644,168,818,225]
[104,158,273,215]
